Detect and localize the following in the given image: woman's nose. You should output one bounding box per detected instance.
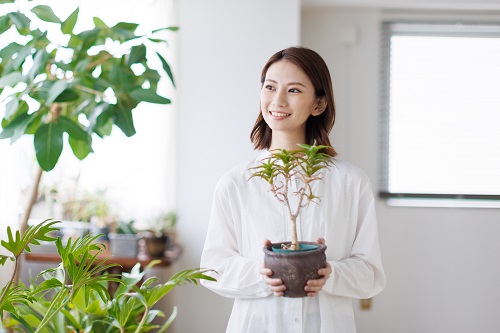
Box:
[272,89,287,107]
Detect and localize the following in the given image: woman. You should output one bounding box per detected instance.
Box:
[200,46,385,333]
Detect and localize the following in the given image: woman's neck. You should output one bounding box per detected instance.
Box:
[269,132,306,151]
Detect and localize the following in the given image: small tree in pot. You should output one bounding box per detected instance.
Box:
[249,142,331,297]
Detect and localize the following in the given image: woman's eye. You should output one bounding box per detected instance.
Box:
[264,85,275,90]
[289,88,300,93]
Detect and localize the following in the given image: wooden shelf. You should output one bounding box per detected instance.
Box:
[25,244,182,273]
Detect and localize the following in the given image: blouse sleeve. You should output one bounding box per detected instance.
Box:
[322,177,386,299]
[200,176,271,298]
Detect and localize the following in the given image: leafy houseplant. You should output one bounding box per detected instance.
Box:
[249,143,331,297]
[0,0,177,235]
[0,219,215,332]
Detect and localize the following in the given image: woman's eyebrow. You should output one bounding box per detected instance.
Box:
[264,79,306,87]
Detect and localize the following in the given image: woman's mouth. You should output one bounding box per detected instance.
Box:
[269,111,290,118]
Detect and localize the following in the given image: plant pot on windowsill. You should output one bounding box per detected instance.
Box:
[108,233,139,258]
[143,231,171,258]
[263,241,327,298]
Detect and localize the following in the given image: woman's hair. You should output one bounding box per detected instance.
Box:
[250,46,337,157]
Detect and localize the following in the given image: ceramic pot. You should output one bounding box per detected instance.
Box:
[144,233,170,258]
[263,241,327,298]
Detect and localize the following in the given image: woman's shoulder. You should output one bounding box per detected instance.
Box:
[329,157,371,183]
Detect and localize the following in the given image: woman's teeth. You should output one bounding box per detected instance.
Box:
[270,111,290,117]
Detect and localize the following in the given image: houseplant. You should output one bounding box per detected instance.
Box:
[0,219,215,332]
[140,212,177,258]
[0,0,176,236]
[249,142,331,297]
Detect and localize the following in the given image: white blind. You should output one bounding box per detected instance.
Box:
[380,22,500,198]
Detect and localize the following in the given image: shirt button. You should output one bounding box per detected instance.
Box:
[294,318,300,323]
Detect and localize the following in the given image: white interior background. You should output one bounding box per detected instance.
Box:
[2,1,500,333]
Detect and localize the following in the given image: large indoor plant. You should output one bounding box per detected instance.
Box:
[249,142,331,297]
[0,0,176,235]
[0,219,214,332]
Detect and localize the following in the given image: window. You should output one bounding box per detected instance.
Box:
[379,21,500,204]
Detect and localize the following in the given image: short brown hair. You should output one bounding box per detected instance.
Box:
[250,46,337,157]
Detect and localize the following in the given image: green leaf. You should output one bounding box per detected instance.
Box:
[11,45,33,70]
[46,80,68,105]
[0,71,25,88]
[27,49,49,81]
[57,116,87,140]
[156,52,175,87]
[8,12,30,31]
[93,17,108,28]
[0,42,23,59]
[34,122,64,171]
[127,44,146,65]
[152,26,179,33]
[113,103,135,137]
[61,7,78,35]
[31,5,61,23]
[112,22,138,32]
[130,88,170,104]
[0,111,31,143]
[0,15,12,35]
[69,135,92,160]
[0,0,15,4]
[5,97,19,119]
[54,88,80,102]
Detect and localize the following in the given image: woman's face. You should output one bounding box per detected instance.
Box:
[260,60,323,138]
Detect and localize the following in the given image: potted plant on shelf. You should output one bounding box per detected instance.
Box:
[108,219,139,258]
[249,142,331,297]
[0,0,177,237]
[0,219,215,332]
[140,212,177,258]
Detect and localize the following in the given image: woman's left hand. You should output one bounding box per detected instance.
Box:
[304,238,332,297]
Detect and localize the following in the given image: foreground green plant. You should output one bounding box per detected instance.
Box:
[0,219,215,332]
[249,143,332,250]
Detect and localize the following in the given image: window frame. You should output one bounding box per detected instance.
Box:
[379,19,500,203]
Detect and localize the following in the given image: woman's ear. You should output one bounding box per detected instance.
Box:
[312,97,327,116]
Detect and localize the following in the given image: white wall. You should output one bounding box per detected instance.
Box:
[173,1,301,332]
[302,6,500,333]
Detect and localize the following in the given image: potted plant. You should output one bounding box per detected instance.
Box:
[0,0,176,237]
[108,219,139,258]
[249,142,331,297]
[0,219,215,332]
[140,212,177,258]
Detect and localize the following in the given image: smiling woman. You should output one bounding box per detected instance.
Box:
[0,0,177,234]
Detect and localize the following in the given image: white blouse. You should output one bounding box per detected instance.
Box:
[201,152,386,333]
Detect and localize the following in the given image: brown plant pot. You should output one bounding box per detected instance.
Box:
[263,241,327,298]
[144,234,169,258]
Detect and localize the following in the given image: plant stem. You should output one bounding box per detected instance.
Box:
[75,84,105,97]
[133,307,150,333]
[0,256,19,306]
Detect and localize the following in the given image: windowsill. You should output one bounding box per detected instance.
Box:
[384,198,500,209]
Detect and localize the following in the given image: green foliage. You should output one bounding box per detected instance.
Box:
[0,1,176,171]
[249,142,332,248]
[0,220,216,332]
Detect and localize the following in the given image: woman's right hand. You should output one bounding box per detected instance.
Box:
[260,240,286,296]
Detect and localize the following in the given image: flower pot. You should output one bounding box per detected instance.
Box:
[108,233,139,258]
[143,233,170,258]
[263,241,327,298]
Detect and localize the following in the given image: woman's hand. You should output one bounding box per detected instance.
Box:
[260,240,286,296]
[305,238,332,297]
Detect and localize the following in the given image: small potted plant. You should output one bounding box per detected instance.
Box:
[140,212,177,258]
[108,219,139,258]
[249,142,331,297]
